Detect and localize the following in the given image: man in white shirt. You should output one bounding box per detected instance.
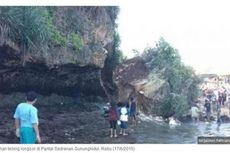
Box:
[191,104,199,122]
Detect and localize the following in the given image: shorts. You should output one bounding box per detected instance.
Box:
[120,121,127,129]
[20,127,36,144]
[110,120,117,129]
[129,111,136,119]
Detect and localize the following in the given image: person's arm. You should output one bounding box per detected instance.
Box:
[30,108,41,143]
[196,108,200,113]
[14,105,20,137]
[15,119,20,137]
[32,123,41,143]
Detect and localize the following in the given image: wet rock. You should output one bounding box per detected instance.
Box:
[0,93,137,144]
[178,115,192,123]
[220,115,230,123]
[199,115,215,122]
[0,63,105,97]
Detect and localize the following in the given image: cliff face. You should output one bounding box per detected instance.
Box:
[0,6,118,96]
[46,7,116,68]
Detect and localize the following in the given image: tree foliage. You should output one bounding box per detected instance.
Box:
[107,30,126,69]
[104,7,125,69]
[142,38,200,118]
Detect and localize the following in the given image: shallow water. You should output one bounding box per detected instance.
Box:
[135,118,230,144]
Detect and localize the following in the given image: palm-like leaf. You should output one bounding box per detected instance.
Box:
[0,6,51,53]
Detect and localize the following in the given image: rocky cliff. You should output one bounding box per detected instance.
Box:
[0,6,118,97]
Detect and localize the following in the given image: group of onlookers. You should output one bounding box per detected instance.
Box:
[103,97,137,138]
[191,88,230,126]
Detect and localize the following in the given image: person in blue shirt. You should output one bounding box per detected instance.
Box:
[129,97,137,125]
[14,91,41,144]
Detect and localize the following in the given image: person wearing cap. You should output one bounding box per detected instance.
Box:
[14,91,41,144]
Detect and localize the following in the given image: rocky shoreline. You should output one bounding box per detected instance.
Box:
[0,93,137,144]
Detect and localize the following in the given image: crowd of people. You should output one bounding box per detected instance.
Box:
[103,97,137,138]
[191,87,230,126]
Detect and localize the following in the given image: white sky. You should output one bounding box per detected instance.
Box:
[117,0,230,75]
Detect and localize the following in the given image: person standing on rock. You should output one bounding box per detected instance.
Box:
[218,91,223,106]
[223,90,227,106]
[125,101,130,116]
[103,102,110,118]
[216,102,222,127]
[119,102,129,136]
[108,101,119,138]
[129,97,137,125]
[228,97,230,114]
[191,104,199,122]
[204,99,211,122]
[13,91,41,144]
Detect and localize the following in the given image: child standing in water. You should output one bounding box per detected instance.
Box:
[14,91,41,144]
[204,99,211,122]
[191,104,199,122]
[216,103,222,127]
[108,102,119,138]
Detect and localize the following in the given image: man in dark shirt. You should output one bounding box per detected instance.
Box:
[129,97,137,125]
[204,99,211,122]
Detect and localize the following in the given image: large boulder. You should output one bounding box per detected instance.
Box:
[113,57,169,114]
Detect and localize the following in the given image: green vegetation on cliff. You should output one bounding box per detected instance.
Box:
[0,6,122,68]
[0,7,50,52]
[110,30,126,67]
[142,38,200,118]
[0,7,85,53]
